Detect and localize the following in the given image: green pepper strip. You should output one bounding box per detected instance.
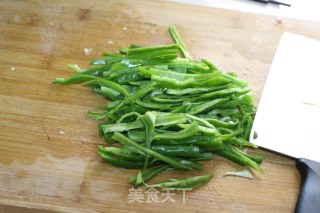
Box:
[101,113,186,134]
[224,132,262,163]
[156,112,188,122]
[129,80,151,86]
[165,84,230,96]
[128,131,223,151]
[120,55,177,67]
[139,67,230,89]
[200,59,218,71]
[203,117,239,129]
[130,165,173,187]
[219,94,255,108]
[152,135,223,151]
[220,127,244,140]
[153,122,199,140]
[121,144,145,156]
[188,152,213,161]
[88,82,157,120]
[112,132,192,170]
[97,149,155,169]
[66,64,84,73]
[213,143,263,173]
[121,104,149,116]
[151,145,200,157]
[100,86,120,100]
[155,74,229,89]
[103,63,135,78]
[135,99,177,110]
[101,119,143,133]
[201,60,248,88]
[98,145,144,162]
[187,97,230,115]
[102,51,121,57]
[141,111,157,169]
[88,101,125,120]
[125,82,157,102]
[82,79,130,98]
[103,133,118,144]
[119,47,129,54]
[190,87,251,102]
[154,93,197,100]
[219,114,248,140]
[150,95,189,103]
[107,70,144,84]
[127,44,179,56]
[169,156,203,170]
[244,114,253,141]
[192,61,210,72]
[185,114,216,129]
[67,64,111,76]
[107,100,123,109]
[91,49,179,65]
[225,138,257,148]
[146,174,213,189]
[169,25,193,61]
[127,130,145,142]
[242,152,263,164]
[52,74,97,85]
[178,123,218,135]
[116,112,141,123]
[165,85,212,96]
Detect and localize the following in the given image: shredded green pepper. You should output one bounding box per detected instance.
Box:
[146,174,213,189]
[53,25,263,190]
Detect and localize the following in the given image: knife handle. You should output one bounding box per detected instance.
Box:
[295,158,320,213]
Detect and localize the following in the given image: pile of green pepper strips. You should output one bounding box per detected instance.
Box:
[53,26,263,189]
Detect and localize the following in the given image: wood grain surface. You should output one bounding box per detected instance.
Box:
[1,0,320,212]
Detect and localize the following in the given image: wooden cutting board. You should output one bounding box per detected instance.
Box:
[1,0,320,212]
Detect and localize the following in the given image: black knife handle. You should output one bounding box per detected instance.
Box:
[295,158,320,213]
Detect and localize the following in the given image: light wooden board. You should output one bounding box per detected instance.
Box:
[1,0,320,212]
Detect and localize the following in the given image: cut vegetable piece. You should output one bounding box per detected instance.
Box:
[146,174,213,189]
[153,122,199,140]
[127,44,179,56]
[151,145,200,157]
[52,25,261,191]
[169,25,193,60]
[223,169,254,179]
[112,132,192,170]
[52,74,96,85]
[98,145,145,162]
[141,111,157,168]
[213,143,263,173]
[83,79,130,97]
[67,64,84,73]
[130,165,173,187]
[97,149,155,169]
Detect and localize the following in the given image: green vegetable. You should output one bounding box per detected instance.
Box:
[153,121,199,140]
[112,132,193,171]
[52,74,96,85]
[223,169,254,179]
[146,174,213,189]
[82,78,130,97]
[130,165,173,187]
[169,25,193,61]
[151,145,200,157]
[98,145,144,162]
[141,111,156,169]
[213,143,263,173]
[53,25,263,190]
[97,148,158,169]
